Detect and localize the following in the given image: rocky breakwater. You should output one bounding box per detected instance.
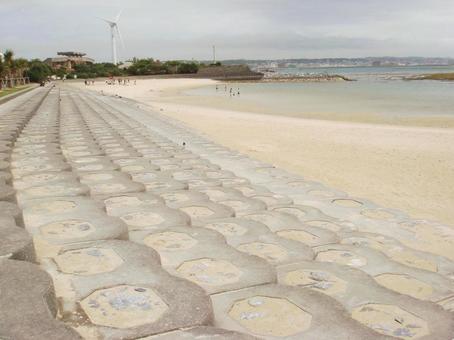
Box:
[197,65,264,81]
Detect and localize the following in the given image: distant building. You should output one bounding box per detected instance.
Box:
[44,52,94,71]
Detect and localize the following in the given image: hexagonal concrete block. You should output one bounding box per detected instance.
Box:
[130,226,275,294]
[179,201,234,224]
[374,274,434,300]
[276,260,454,338]
[81,285,169,329]
[313,244,454,303]
[117,205,190,231]
[281,268,348,296]
[197,187,244,202]
[54,247,124,275]
[351,303,429,339]
[13,171,79,190]
[159,190,209,209]
[103,192,165,214]
[211,284,384,339]
[16,181,89,203]
[397,220,454,261]
[339,231,454,276]
[22,196,104,228]
[177,258,243,287]
[144,231,198,252]
[198,218,314,266]
[228,296,312,337]
[316,249,368,267]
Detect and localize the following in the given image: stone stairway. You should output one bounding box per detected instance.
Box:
[0,84,453,339]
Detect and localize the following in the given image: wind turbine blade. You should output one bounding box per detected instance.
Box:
[116,25,125,49]
[95,16,115,25]
[115,9,123,23]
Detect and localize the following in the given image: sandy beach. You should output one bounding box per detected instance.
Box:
[72,78,454,227]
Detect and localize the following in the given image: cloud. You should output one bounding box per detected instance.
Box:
[1,0,453,60]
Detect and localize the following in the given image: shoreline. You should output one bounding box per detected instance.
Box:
[155,80,454,129]
[70,78,454,226]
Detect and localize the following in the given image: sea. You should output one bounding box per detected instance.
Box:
[183,66,454,125]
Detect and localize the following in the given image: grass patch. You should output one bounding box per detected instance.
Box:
[0,85,31,98]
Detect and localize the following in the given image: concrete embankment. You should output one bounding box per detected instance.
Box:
[0,85,453,339]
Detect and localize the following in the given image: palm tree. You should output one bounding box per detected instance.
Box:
[13,58,28,78]
[0,56,4,90]
[3,49,14,79]
[0,55,4,78]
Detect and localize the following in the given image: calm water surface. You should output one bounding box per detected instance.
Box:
[185,66,454,120]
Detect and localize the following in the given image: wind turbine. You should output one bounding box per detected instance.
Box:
[99,10,124,65]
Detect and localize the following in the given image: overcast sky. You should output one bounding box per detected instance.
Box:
[1,0,454,62]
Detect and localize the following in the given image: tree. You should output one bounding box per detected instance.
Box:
[13,58,29,78]
[25,60,52,83]
[3,49,14,78]
[127,58,168,75]
[176,62,199,74]
[0,57,4,79]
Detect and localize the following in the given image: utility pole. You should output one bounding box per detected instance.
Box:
[213,45,216,64]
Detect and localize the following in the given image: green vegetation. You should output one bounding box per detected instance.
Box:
[0,50,29,80]
[1,49,52,86]
[124,58,200,76]
[73,62,125,79]
[1,49,218,89]
[0,85,31,98]
[25,59,53,82]
[56,58,203,79]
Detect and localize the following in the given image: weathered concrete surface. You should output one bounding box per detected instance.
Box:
[277,261,454,339]
[211,284,389,339]
[41,240,213,339]
[0,214,34,261]
[0,259,81,340]
[142,326,258,339]
[1,85,453,339]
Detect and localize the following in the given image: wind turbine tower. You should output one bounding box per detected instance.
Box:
[99,10,124,65]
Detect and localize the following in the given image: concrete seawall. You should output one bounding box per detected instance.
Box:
[0,84,453,339]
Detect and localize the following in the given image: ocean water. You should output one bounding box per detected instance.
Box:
[184,66,454,124]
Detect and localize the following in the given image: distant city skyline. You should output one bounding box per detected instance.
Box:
[1,0,454,62]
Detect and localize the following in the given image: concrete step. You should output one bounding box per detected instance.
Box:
[40,239,212,339]
[277,260,454,338]
[130,225,275,295]
[211,284,388,339]
[313,243,454,307]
